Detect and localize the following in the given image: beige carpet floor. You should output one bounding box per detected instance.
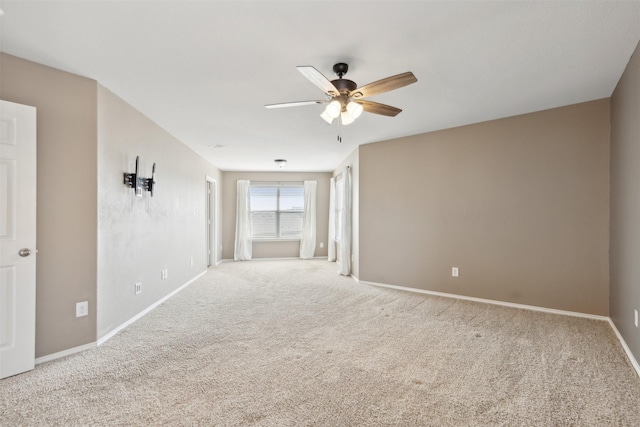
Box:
[1,259,639,426]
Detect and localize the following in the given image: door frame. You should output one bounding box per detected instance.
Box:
[0,100,37,379]
[205,176,217,267]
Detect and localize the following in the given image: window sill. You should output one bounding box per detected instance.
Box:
[252,239,301,243]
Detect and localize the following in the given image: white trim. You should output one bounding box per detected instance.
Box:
[35,342,96,365]
[205,176,217,268]
[252,238,301,242]
[223,256,328,262]
[359,279,608,321]
[608,319,640,378]
[97,270,208,346]
[357,278,640,378]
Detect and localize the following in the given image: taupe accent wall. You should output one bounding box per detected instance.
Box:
[221,172,331,260]
[97,85,222,340]
[0,54,98,357]
[0,53,223,357]
[358,99,610,315]
[610,41,640,363]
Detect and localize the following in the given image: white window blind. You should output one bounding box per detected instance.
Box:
[334,174,344,241]
[250,182,304,239]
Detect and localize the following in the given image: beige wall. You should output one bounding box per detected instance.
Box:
[358,99,610,315]
[0,54,98,357]
[221,171,331,260]
[610,41,640,362]
[0,53,223,357]
[97,85,222,339]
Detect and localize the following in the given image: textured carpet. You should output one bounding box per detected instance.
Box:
[1,259,639,426]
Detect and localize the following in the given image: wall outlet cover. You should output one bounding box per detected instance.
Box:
[452,267,459,277]
[76,301,88,317]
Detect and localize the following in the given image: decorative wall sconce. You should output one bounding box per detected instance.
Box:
[124,156,156,197]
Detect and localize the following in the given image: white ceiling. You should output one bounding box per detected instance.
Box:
[1,1,639,172]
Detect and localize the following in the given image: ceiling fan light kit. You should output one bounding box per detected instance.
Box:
[340,110,355,125]
[347,101,363,118]
[325,100,342,119]
[265,62,417,128]
[320,110,334,124]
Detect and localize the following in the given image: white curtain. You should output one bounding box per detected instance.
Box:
[327,177,336,262]
[299,180,317,259]
[337,167,352,276]
[234,180,252,261]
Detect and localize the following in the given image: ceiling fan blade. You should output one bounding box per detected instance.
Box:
[297,66,341,97]
[358,100,403,117]
[350,72,417,99]
[265,100,325,109]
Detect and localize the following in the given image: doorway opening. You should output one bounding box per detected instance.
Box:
[206,177,217,267]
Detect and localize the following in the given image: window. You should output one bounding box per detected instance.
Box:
[250,182,304,239]
[334,174,344,242]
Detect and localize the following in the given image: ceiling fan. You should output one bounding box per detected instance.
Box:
[265,63,417,126]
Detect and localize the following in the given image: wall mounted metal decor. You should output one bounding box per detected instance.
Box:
[123,156,156,197]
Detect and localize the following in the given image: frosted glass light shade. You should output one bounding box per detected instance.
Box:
[320,110,334,124]
[347,101,363,119]
[325,100,342,119]
[341,111,355,125]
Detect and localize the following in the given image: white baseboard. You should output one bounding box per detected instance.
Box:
[35,342,97,365]
[222,257,328,262]
[359,279,608,321]
[607,319,640,378]
[358,278,640,378]
[97,270,208,346]
[34,270,639,380]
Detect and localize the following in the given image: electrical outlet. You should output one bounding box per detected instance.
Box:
[135,282,142,295]
[190,256,194,266]
[319,242,324,248]
[161,268,168,280]
[635,309,638,328]
[76,301,88,317]
[452,267,459,277]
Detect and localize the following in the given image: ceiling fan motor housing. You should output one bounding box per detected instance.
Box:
[331,78,357,94]
[331,63,357,94]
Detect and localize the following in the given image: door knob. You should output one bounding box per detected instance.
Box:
[18,248,32,257]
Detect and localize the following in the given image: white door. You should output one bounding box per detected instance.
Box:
[0,100,37,379]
